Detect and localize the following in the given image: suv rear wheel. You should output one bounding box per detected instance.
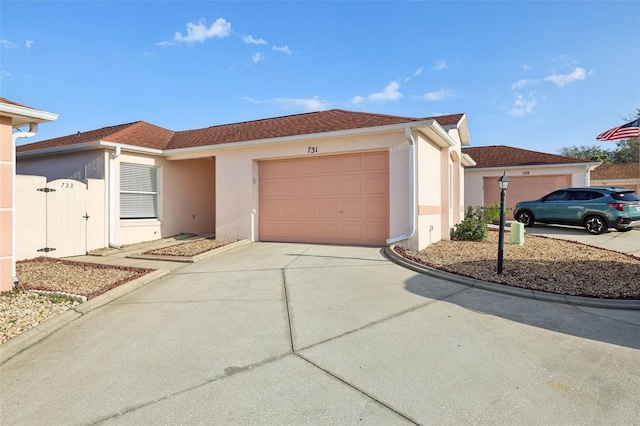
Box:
[515,210,534,227]
[584,215,608,235]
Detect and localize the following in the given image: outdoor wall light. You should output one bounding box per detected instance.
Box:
[497,172,510,274]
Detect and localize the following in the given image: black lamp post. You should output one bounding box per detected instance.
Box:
[497,172,510,275]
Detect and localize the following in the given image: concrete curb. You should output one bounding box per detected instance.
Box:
[384,246,640,310]
[1,269,170,365]
[125,239,251,263]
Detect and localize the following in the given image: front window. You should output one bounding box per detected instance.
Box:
[120,163,159,219]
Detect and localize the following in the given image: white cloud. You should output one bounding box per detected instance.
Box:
[511,78,538,90]
[25,40,34,49]
[404,67,424,82]
[433,60,448,71]
[173,18,232,43]
[352,81,402,105]
[544,67,587,87]
[1,39,18,49]
[508,93,537,116]
[521,64,532,71]
[271,95,331,111]
[419,88,455,101]
[1,69,12,81]
[243,35,267,45]
[156,41,173,48]
[243,95,331,111]
[272,45,292,55]
[252,52,265,63]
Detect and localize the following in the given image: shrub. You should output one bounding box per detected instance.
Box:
[453,206,488,241]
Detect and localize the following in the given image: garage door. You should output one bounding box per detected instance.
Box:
[259,152,389,245]
[483,175,571,218]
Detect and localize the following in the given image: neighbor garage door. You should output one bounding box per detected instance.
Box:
[483,174,571,218]
[259,151,389,245]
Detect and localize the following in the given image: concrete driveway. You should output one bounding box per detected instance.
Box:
[1,243,639,425]
[521,223,640,257]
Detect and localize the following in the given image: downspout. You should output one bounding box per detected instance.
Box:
[11,124,38,287]
[387,127,417,245]
[109,146,122,249]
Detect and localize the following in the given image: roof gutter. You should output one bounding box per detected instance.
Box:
[468,161,599,172]
[386,127,417,245]
[11,124,39,287]
[17,140,164,159]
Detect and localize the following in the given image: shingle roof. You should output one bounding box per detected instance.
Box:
[461,145,587,168]
[591,162,640,180]
[166,109,463,149]
[17,109,464,153]
[0,97,32,109]
[17,121,176,153]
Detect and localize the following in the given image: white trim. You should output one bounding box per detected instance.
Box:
[469,162,599,172]
[1,102,58,126]
[17,140,164,158]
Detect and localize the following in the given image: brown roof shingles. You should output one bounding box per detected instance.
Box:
[17,109,464,153]
[591,162,640,180]
[462,145,587,168]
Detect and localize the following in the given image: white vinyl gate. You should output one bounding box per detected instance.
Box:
[36,179,88,258]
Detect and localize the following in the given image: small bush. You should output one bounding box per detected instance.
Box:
[453,206,488,241]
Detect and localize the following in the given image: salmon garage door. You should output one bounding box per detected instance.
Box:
[259,151,389,245]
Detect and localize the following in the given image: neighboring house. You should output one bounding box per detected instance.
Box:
[17,109,473,254]
[590,162,640,194]
[0,98,58,291]
[462,145,599,216]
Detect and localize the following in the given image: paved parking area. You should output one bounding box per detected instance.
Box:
[521,223,640,257]
[1,243,639,425]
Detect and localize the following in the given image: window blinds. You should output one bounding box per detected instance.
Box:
[120,163,159,219]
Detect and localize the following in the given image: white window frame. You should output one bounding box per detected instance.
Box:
[120,163,161,220]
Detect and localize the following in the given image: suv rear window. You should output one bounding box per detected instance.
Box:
[612,191,640,202]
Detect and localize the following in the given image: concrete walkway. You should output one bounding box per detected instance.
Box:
[1,243,639,425]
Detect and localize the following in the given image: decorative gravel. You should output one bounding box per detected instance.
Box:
[142,238,230,257]
[395,230,640,300]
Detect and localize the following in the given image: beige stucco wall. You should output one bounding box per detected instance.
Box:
[591,178,639,194]
[174,128,462,251]
[210,131,412,245]
[0,116,12,290]
[111,153,216,245]
[464,165,592,208]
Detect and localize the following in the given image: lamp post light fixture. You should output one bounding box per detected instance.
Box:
[497,172,510,274]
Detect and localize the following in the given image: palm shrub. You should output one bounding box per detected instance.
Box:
[453,206,488,241]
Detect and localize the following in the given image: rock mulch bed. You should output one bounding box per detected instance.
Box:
[1,238,230,345]
[396,230,640,300]
[142,238,230,257]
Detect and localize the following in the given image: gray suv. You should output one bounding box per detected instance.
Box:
[513,187,640,234]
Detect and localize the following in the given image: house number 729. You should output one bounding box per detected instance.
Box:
[308,146,318,154]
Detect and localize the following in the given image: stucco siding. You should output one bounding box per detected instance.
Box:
[113,153,215,245]
[213,131,413,245]
[0,116,13,290]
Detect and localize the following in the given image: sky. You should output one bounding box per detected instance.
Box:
[1,0,639,154]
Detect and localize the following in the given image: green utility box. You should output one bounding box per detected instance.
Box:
[510,222,525,245]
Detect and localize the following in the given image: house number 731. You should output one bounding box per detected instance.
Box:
[308,146,318,154]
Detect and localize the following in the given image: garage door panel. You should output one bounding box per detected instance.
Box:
[318,178,341,196]
[342,201,363,218]
[260,152,389,245]
[366,152,388,170]
[367,176,388,194]
[366,200,388,218]
[342,155,364,172]
[320,157,341,173]
[343,178,363,195]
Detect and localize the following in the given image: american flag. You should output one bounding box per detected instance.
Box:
[596,118,640,141]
